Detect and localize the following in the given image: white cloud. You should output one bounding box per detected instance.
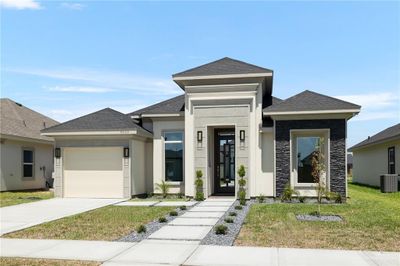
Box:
[6,67,181,95]
[0,0,41,10]
[335,92,400,122]
[60,2,84,10]
[48,86,114,93]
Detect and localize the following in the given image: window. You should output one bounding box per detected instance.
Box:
[164,132,183,182]
[296,136,325,184]
[23,149,34,178]
[388,147,395,174]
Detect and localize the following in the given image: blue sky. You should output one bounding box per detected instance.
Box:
[1,0,399,147]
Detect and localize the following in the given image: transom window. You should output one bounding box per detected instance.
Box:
[388,147,395,174]
[164,132,183,182]
[296,136,326,184]
[23,149,34,178]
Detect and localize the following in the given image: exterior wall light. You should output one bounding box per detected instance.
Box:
[55,148,61,158]
[197,131,203,142]
[240,130,245,141]
[123,147,130,158]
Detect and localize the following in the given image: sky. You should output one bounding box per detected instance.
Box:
[1,0,399,147]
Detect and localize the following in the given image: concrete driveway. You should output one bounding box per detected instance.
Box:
[0,198,124,235]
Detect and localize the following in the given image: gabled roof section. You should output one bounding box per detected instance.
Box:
[349,123,400,151]
[173,57,273,78]
[128,94,185,117]
[42,108,149,134]
[263,90,361,115]
[0,98,58,142]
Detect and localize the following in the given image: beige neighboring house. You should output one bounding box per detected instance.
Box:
[42,57,361,199]
[349,123,400,187]
[0,98,59,191]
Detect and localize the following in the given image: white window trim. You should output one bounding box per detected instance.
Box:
[163,131,185,183]
[22,148,35,179]
[290,129,330,189]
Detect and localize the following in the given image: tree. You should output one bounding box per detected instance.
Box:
[311,140,326,216]
[195,170,204,201]
[237,165,247,205]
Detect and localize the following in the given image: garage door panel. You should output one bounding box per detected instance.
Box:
[63,147,124,198]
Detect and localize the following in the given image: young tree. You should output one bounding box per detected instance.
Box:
[195,170,204,201]
[311,140,326,216]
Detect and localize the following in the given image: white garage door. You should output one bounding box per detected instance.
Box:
[63,147,124,198]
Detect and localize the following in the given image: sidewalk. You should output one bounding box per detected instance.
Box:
[1,238,399,266]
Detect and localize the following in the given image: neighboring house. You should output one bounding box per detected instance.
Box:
[347,153,353,176]
[0,98,59,191]
[42,57,361,199]
[349,123,400,187]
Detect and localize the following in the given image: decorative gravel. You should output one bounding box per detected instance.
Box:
[117,203,197,242]
[296,214,343,222]
[201,199,257,246]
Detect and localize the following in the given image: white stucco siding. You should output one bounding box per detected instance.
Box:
[0,138,53,191]
[152,119,185,194]
[352,140,400,187]
[256,132,274,196]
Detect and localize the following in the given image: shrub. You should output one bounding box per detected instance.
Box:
[281,183,299,202]
[298,196,306,203]
[238,190,246,206]
[195,170,205,201]
[215,224,228,235]
[136,224,146,233]
[257,194,265,203]
[237,165,247,205]
[229,211,237,216]
[224,217,234,223]
[234,205,243,210]
[158,217,167,223]
[334,193,343,203]
[179,205,187,210]
[177,192,184,199]
[169,210,178,216]
[195,192,205,201]
[155,181,171,198]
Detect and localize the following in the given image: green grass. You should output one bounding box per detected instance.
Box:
[235,183,400,251]
[0,258,99,266]
[129,197,190,202]
[4,206,175,241]
[0,190,54,207]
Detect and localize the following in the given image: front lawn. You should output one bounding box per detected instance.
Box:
[4,206,175,241]
[0,258,99,266]
[0,190,54,207]
[235,183,400,251]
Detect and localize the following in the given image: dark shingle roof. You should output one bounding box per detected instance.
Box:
[128,94,185,116]
[263,90,361,114]
[349,123,400,151]
[173,57,273,78]
[0,98,58,141]
[42,108,147,133]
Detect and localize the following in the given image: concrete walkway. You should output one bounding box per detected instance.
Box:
[147,197,235,241]
[1,238,398,266]
[0,198,123,235]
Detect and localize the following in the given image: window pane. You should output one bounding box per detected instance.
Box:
[165,142,183,181]
[23,150,33,163]
[23,164,33,177]
[164,132,183,142]
[297,137,322,183]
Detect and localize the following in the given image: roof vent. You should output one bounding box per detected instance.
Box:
[367,136,371,140]
[15,102,22,107]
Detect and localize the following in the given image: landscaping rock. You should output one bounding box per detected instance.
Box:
[296,214,343,222]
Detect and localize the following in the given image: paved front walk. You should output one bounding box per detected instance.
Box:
[1,238,398,266]
[147,197,236,241]
[0,198,123,235]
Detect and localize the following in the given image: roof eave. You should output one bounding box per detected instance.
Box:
[263,109,361,116]
[348,135,400,152]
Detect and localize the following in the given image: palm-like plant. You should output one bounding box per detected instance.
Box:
[156,180,171,198]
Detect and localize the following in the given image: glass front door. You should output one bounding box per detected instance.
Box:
[214,129,235,195]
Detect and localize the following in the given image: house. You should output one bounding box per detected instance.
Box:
[0,98,59,191]
[347,153,353,176]
[349,123,400,187]
[41,57,361,199]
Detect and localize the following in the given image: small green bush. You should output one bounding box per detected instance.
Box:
[194,178,203,187]
[238,190,246,205]
[155,181,171,198]
[215,224,228,235]
[334,193,343,203]
[169,210,178,216]
[229,211,237,216]
[158,217,167,223]
[179,205,187,210]
[234,205,243,210]
[281,183,299,202]
[224,217,234,223]
[298,196,306,203]
[136,224,146,233]
[195,192,204,201]
[257,194,265,203]
[238,178,246,187]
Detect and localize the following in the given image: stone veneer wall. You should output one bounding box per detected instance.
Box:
[275,119,346,199]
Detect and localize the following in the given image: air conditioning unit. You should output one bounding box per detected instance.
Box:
[380,174,399,193]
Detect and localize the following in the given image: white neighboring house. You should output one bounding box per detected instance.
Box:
[349,123,400,187]
[0,98,59,191]
[41,57,361,200]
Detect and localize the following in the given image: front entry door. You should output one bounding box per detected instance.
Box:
[214,129,235,195]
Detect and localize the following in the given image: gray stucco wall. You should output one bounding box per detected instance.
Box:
[275,119,346,198]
